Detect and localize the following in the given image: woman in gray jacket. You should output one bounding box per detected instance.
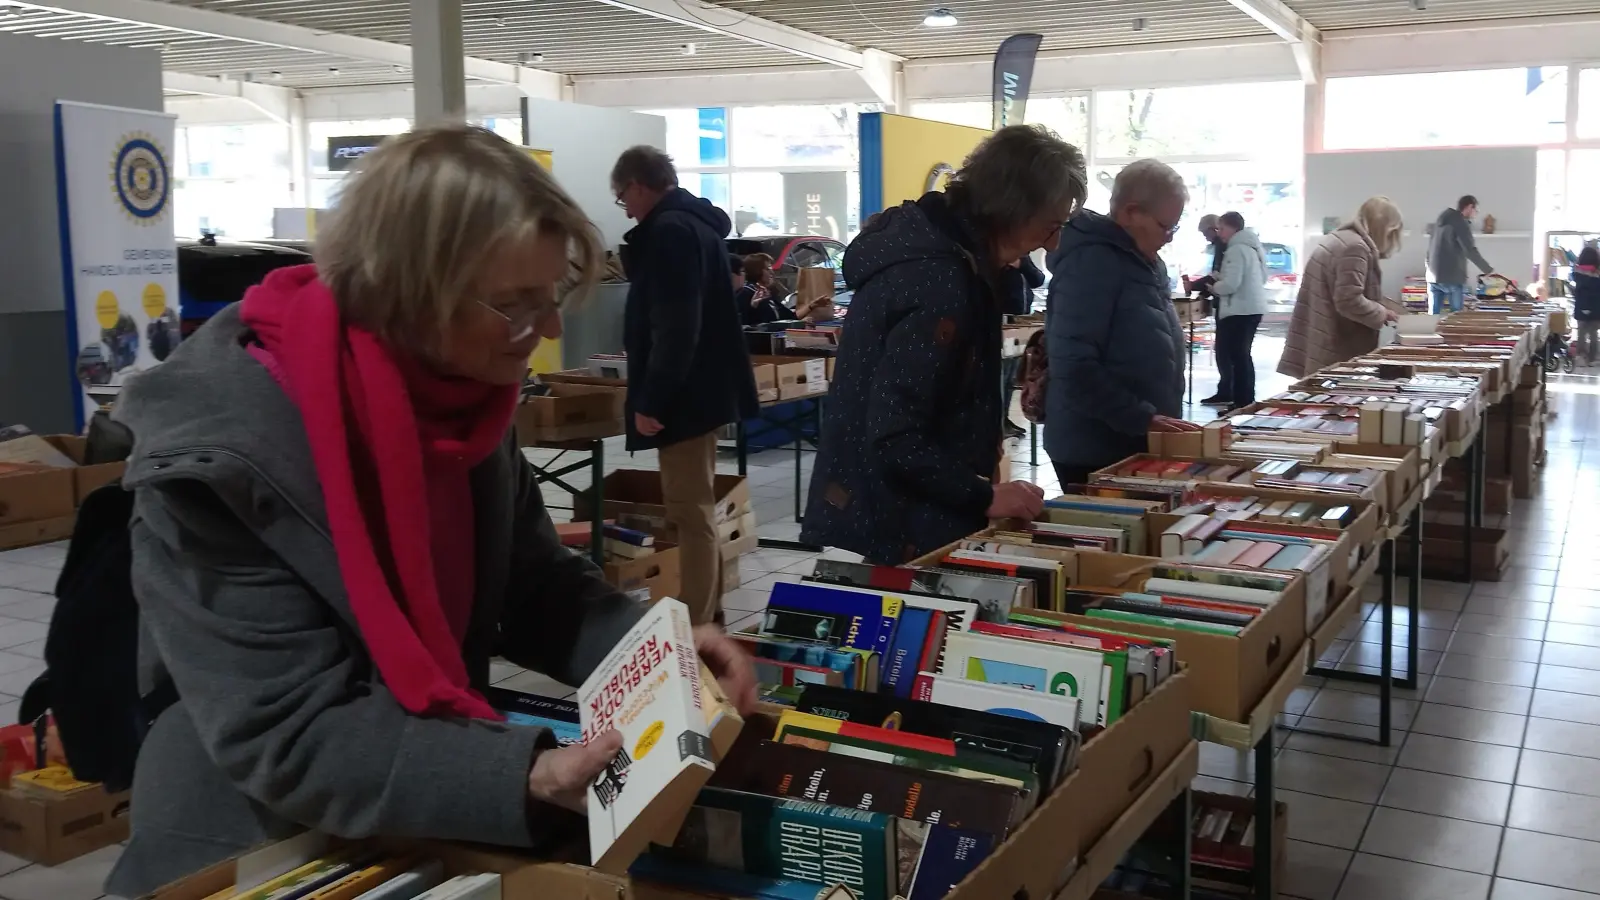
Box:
[1206,211,1270,410]
[105,126,755,897]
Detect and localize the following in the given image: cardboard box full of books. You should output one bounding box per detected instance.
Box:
[0,779,128,866]
[749,355,826,401]
[751,363,779,404]
[605,542,681,600]
[1045,552,1308,724]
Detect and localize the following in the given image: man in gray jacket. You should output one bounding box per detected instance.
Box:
[1428,195,1495,313]
[1207,211,1269,410]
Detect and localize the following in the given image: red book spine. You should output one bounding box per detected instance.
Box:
[831,721,957,756]
[918,611,948,674]
[912,672,935,702]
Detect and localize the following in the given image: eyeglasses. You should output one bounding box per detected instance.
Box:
[477,298,556,342]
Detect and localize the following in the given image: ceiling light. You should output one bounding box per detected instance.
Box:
[328,66,340,74]
[681,42,697,56]
[393,64,406,73]
[923,7,958,27]
[493,15,506,26]
[518,50,544,65]
[1132,16,1148,30]
[269,70,283,80]
[1409,0,1426,8]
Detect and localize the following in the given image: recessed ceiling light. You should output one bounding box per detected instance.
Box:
[328,66,340,74]
[518,50,544,65]
[269,70,283,80]
[1132,16,1148,30]
[923,7,958,27]
[1409,0,1427,8]
[493,15,506,26]
[681,42,697,56]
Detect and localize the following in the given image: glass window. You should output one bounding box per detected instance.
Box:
[908,101,991,129]
[1028,96,1090,150]
[1325,68,1567,150]
[730,105,871,168]
[172,124,293,240]
[1095,82,1304,159]
[638,108,728,166]
[789,242,829,269]
[476,116,523,144]
[731,172,783,237]
[1579,69,1600,140]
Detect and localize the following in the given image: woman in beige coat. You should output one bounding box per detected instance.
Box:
[1279,197,1404,378]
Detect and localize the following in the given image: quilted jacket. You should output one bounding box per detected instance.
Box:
[1278,225,1394,378]
[800,192,1004,564]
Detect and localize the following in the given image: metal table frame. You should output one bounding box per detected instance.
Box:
[526,438,606,566]
[728,395,826,553]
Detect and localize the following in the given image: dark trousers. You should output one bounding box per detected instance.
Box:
[1214,314,1262,407]
[1053,464,1095,490]
[1001,356,1022,418]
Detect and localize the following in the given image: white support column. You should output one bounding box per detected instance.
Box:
[410,0,466,125]
[288,94,309,209]
[860,48,905,113]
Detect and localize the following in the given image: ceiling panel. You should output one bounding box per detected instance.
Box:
[1285,0,1599,30]
[705,0,1273,57]
[153,0,800,73]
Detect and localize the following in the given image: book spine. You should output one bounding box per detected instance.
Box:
[907,827,998,900]
[916,611,948,677]
[882,608,932,697]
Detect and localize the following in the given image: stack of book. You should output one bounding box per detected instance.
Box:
[1058,562,1294,638]
[633,680,1084,900]
[196,852,491,900]
[600,523,658,564]
[1098,457,1380,498]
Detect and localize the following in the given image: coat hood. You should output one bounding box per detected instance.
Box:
[1435,207,1466,229]
[843,192,979,291]
[1228,227,1263,253]
[644,186,731,237]
[1049,209,1145,270]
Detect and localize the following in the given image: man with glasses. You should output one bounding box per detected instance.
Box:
[1044,158,1200,487]
[611,145,758,627]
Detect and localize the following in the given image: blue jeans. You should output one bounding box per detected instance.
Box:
[1431,283,1468,314]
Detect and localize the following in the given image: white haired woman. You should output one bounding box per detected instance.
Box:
[1278,196,1404,378]
[104,125,755,897]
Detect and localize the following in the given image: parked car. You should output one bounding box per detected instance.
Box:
[176,237,311,337]
[726,234,848,302]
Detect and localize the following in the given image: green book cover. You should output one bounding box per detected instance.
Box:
[654,787,897,900]
[777,725,1038,794]
[1099,648,1130,725]
[1086,608,1242,635]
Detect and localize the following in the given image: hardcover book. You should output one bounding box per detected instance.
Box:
[484,688,581,746]
[794,684,1073,788]
[578,598,717,874]
[911,672,1081,731]
[648,788,897,900]
[765,582,903,657]
[808,559,1020,621]
[941,630,1107,728]
[709,740,1029,837]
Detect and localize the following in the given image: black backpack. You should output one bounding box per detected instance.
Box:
[19,483,174,793]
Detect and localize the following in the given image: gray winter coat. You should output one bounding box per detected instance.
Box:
[1044,210,1185,470]
[1428,207,1493,286]
[1213,228,1270,319]
[104,305,644,898]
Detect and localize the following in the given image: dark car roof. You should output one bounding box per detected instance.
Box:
[177,238,311,312]
[727,234,844,257]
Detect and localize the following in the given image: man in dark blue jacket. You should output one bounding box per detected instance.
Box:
[613,145,758,626]
[801,125,1087,564]
[1045,159,1200,487]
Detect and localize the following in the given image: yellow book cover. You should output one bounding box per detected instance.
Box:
[302,857,413,900]
[10,766,95,797]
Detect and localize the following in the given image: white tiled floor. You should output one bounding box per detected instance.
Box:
[1,351,1592,899]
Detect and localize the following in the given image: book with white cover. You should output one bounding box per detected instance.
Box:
[940,631,1105,729]
[349,860,444,900]
[1143,576,1281,608]
[914,671,1081,730]
[412,873,501,900]
[578,597,716,874]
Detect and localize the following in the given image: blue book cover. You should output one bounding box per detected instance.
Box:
[768,582,902,657]
[602,523,655,546]
[882,607,932,697]
[907,825,998,900]
[485,687,581,746]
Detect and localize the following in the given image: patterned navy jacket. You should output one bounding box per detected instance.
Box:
[800,192,1004,564]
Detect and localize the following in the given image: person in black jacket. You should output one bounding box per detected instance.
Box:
[613,146,759,625]
[801,125,1088,564]
[1574,245,1600,366]
[1044,159,1201,486]
[1001,255,1044,438]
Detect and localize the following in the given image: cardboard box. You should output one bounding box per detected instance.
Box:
[0,516,76,552]
[41,435,126,503]
[749,355,826,400]
[604,543,681,598]
[575,470,751,526]
[1054,552,1308,723]
[514,384,626,443]
[1093,453,1388,517]
[146,683,1195,900]
[751,363,778,404]
[1401,524,1511,581]
[538,368,628,389]
[0,784,128,866]
[1191,791,1287,881]
[0,465,74,529]
[717,511,759,562]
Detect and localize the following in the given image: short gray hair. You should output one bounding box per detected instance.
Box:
[945,124,1087,238]
[1110,159,1188,212]
[611,145,678,192]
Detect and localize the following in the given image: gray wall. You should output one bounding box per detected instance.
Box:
[0,31,162,433]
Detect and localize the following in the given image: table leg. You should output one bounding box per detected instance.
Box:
[588,440,605,567]
[793,404,804,523]
[1379,537,1394,746]
[1409,504,1423,683]
[1253,731,1275,899]
[736,418,748,478]
[1461,436,1479,582]
[1030,421,1038,468]
[1471,432,1485,529]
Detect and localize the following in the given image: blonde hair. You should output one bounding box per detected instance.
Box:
[1353,196,1404,260]
[314,124,604,351]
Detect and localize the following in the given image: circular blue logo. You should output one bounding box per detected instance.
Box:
[113,137,169,222]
